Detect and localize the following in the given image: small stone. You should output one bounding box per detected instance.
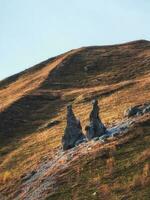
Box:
[93,137,99,141]
[21,170,36,182]
[143,105,150,114]
[99,134,109,141]
[92,192,97,196]
[75,139,84,146]
[124,103,150,118]
[47,120,60,128]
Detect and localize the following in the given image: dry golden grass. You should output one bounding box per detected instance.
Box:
[129,163,150,189]
[0,73,149,198]
[0,40,150,199]
[0,48,81,111]
[47,115,150,200]
[135,148,150,164]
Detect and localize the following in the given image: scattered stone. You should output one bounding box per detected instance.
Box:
[85,99,106,140]
[75,138,87,146]
[112,132,120,137]
[124,103,150,118]
[143,105,150,114]
[99,134,109,141]
[124,106,141,117]
[92,192,97,196]
[93,137,99,141]
[67,154,72,162]
[21,170,36,182]
[47,120,60,128]
[84,66,88,72]
[62,104,85,150]
[87,147,92,151]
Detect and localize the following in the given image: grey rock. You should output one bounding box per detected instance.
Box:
[75,138,88,146]
[124,106,141,118]
[112,132,121,137]
[124,103,150,118]
[21,170,36,182]
[47,120,60,128]
[143,105,150,114]
[62,104,85,150]
[99,134,109,140]
[84,66,88,72]
[85,99,106,140]
[75,139,84,146]
[93,137,99,141]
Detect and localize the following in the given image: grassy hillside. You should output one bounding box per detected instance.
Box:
[0,40,150,199]
[48,115,150,200]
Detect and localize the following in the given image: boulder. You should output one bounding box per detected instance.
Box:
[62,104,85,150]
[124,106,142,117]
[85,99,106,140]
[124,103,150,118]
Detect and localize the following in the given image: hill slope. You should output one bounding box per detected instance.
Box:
[0,40,150,200]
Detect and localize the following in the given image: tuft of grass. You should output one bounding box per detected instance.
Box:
[106,157,115,176]
[0,171,12,184]
[129,163,150,190]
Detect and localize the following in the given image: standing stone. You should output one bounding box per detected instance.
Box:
[85,99,106,140]
[62,104,85,150]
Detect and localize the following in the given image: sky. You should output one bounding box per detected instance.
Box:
[0,0,150,80]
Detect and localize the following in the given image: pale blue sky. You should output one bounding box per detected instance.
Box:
[0,0,150,80]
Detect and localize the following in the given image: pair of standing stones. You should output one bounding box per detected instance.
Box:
[62,100,106,150]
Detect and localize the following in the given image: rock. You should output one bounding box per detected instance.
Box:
[85,99,106,140]
[124,103,150,118]
[93,137,99,141]
[84,66,88,72]
[21,170,36,182]
[143,105,150,114]
[92,192,97,196]
[124,106,141,118]
[66,154,72,162]
[112,132,120,137]
[47,120,60,128]
[75,138,87,146]
[99,134,109,141]
[87,147,92,151]
[62,104,85,150]
[75,139,84,146]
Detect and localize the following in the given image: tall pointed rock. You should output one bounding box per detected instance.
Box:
[85,99,106,140]
[62,104,85,150]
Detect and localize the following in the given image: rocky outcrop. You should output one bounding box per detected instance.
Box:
[85,99,106,140]
[62,104,85,150]
[124,103,150,118]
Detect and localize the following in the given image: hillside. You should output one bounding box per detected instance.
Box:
[0,40,150,200]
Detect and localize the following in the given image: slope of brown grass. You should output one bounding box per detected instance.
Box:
[0,40,150,199]
[46,115,150,200]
